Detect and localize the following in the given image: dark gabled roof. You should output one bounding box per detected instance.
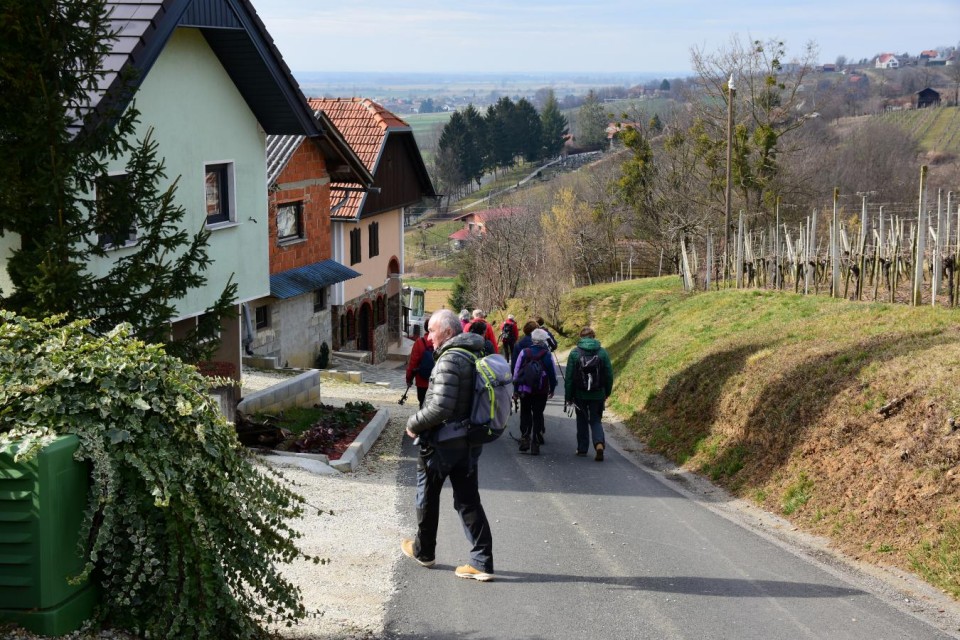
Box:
[89,0,321,136]
[269,260,360,299]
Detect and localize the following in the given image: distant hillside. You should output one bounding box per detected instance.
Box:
[875,105,960,156]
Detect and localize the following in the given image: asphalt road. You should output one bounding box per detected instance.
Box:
[385,394,960,640]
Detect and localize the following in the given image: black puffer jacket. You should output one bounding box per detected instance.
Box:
[406,332,485,438]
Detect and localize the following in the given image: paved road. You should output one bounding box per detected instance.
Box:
[385,392,959,639]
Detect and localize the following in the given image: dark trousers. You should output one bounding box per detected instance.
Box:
[502,341,514,363]
[574,397,606,453]
[414,444,494,573]
[519,394,548,439]
[416,385,427,408]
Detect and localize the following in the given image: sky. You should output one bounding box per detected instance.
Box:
[257,0,960,75]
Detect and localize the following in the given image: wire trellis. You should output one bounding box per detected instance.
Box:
[680,171,960,307]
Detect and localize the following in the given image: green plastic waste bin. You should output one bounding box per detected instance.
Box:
[0,434,97,635]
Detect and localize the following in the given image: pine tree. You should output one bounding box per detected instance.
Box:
[539,89,569,158]
[461,104,488,188]
[0,0,235,362]
[436,111,470,195]
[514,98,542,163]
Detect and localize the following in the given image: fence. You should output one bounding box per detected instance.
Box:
[680,171,960,307]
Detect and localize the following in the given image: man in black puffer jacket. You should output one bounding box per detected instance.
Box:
[401,309,495,582]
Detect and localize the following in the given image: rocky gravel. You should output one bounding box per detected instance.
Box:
[3,372,412,640]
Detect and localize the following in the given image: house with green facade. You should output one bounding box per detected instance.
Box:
[0,0,368,378]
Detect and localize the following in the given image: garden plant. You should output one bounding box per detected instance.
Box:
[0,313,317,639]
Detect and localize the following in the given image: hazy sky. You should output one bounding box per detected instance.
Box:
[257,0,960,75]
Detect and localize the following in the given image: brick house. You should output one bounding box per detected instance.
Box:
[245,116,373,368]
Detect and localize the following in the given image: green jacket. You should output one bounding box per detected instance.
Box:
[564,338,614,402]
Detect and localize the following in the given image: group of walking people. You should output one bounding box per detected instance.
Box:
[402,307,614,582]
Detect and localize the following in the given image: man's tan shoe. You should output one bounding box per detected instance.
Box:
[455,564,494,581]
[595,442,604,462]
[401,538,435,568]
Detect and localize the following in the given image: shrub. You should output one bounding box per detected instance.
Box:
[0,313,312,639]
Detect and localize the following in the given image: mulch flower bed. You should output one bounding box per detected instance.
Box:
[236,401,376,460]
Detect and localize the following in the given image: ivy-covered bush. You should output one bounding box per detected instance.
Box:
[0,313,312,639]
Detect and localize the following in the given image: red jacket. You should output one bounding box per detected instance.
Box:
[406,335,434,388]
[500,318,518,343]
[468,320,499,354]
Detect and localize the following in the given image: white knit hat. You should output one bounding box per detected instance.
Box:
[531,328,549,344]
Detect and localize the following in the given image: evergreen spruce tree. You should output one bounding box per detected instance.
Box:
[436,110,470,194]
[514,98,543,163]
[461,104,488,188]
[539,89,569,158]
[0,0,235,362]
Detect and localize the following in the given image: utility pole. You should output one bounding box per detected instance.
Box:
[724,74,736,286]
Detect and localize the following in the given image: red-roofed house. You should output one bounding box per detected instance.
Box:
[448,207,524,250]
[875,53,900,69]
[309,98,436,363]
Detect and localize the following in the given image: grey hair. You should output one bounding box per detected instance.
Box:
[432,309,463,336]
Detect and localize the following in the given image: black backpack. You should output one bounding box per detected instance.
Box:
[515,348,549,395]
[574,349,603,392]
[416,338,435,379]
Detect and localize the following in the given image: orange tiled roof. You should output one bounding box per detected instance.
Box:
[308,98,412,220]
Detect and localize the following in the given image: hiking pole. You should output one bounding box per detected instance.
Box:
[398,383,412,406]
[553,351,565,382]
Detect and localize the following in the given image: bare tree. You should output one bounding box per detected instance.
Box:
[687,36,821,225]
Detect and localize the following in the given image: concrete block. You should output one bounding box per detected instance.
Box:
[330,408,389,473]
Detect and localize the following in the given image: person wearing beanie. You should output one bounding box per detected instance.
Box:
[513,328,557,455]
[512,319,538,367]
[468,309,498,354]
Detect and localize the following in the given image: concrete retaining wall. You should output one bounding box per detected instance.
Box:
[237,370,321,415]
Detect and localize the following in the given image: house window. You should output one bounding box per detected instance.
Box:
[368,221,380,258]
[349,228,361,265]
[255,304,271,330]
[313,288,327,312]
[96,173,137,248]
[277,201,303,242]
[205,162,233,225]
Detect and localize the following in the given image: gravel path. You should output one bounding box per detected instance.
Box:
[261,376,411,640]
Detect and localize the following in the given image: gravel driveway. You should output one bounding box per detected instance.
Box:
[260,374,412,639]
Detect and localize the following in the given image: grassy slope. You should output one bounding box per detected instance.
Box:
[559,277,960,597]
[875,105,960,154]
